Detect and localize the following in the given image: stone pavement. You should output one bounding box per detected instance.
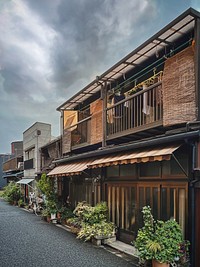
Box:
[105,240,139,266]
[57,223,140,266]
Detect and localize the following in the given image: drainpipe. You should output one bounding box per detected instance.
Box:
[190,17,200,267]
[189,142,196,267]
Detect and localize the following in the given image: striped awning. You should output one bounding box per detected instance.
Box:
[88,145,181,169]
[47,160,93,177]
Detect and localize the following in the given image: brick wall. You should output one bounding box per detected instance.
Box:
[90,99,103,144]
[162,46,197,126]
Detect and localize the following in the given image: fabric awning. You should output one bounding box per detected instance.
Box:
[88,145,181,169]
[16,178,34,185]
[47,160,93,177]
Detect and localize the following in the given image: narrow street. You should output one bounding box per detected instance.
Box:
[0,199,137,267]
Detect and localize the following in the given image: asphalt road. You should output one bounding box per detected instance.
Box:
[0,199,137,267]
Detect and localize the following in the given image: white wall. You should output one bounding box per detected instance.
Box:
[23,122,51,178]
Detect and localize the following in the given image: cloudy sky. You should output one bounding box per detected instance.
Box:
[0,0,200,153]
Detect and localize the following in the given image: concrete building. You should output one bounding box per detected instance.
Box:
[0,154,12,188]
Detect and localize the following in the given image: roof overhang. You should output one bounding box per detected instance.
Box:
[3,171,24,179]
[57,8,200,111]
[16,178,34,185]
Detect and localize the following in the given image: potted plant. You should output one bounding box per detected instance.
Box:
[76,201,116,245]
[134,206,189,267]
[41,208,51,221]
[46,200,57,221]
[37,173,58,223]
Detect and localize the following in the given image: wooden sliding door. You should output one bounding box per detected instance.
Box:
[106,183,136,243]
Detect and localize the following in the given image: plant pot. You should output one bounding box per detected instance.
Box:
[152,260,170,267]
[57,212,61,220]
[51,213,57,224]
[51,213,56,220]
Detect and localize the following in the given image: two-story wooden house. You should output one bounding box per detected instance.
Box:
[48,8,200,266]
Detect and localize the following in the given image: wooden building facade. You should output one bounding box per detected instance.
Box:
[47,8,200,266]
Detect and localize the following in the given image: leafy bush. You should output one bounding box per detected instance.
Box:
[36,173,54,199]
[134,206,189,264]
[18,198,25,207]
[73,201,116,242]
[41,208,51,217]
[60,207,74,220]
[37,173,58,213]
[77,221,115,241]
[2,182,21,204]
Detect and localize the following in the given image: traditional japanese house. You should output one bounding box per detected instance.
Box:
[48,8,200,266]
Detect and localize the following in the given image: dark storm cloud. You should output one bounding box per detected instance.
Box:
[25,0,158,96]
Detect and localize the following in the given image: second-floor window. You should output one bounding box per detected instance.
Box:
[25,148,35,160]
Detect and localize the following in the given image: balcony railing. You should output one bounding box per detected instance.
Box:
[71,117,91,147]
[24,158,34,170]
[3,156,23,172]
[106,81,163,138]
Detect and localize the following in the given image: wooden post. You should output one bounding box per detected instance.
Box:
[102,81,107,148]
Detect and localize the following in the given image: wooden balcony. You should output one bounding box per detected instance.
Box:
[3,156,23,172]
[71,117,91,148]
[106,81,163,139]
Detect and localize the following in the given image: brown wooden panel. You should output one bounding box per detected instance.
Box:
[163,46,196,126]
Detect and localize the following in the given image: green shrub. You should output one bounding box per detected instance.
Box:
[60,207,74,220]
[77,221,115,241]
[2,182,21,204]
[73,201,116,242]
[18,198,25,207]
[81,202,108,225]
[134,206,189,264]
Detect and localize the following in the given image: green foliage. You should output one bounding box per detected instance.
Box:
[2,181,21,203]
[46,199,57,214]
[81,201,108,225]
[36,173,54,198]
[78,221,115,241]
[18,198,25,207]
[134,206,188,264]
[73,201,116,242]
[73,201,90,218]
[37,173,58,213]
[41,207,51,217]
[60,207,74,220]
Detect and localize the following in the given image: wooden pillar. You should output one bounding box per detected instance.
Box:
[102,81,107,148]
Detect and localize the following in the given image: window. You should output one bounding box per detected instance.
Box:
[138,183,187,235]
[106,166,119,177]
[139,161,161,177]
[120,164,137,177]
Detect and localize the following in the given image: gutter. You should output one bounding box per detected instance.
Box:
[53,130,200,164]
